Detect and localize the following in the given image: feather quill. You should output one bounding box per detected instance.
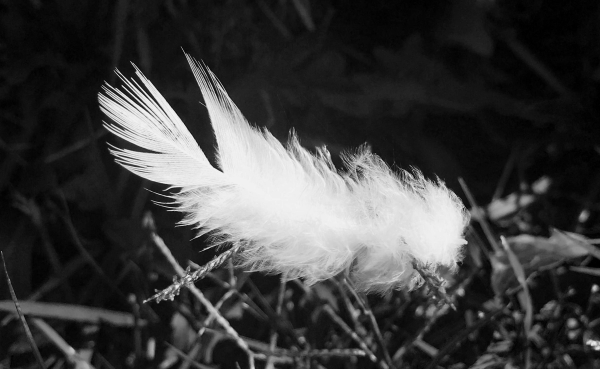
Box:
[99,54,469,293]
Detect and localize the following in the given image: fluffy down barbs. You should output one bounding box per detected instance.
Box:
[99,54,469,293]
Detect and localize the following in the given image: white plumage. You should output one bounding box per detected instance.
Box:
[99,54,469,293]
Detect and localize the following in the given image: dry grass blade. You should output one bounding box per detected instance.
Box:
[342,277,394,369]
[145,239,243,303]
[265,279,287,369]
[459,177,502,253]
[256,0,292,40]
[424,308,504,369]
[500,236,533,337]
[59,201,128,301]
[553,229,600,261]
[31,318,94,369]
[322,304,377,362]
[498,32,572,97]
[0,300,144,327]
[570,266,600,277]
[27,256,87,301]
[13,195,73,299]
[290,0,315,31]
[44,128,107,164]
[1,251,46,369]
[164,342,216,369]
[412,262,456,310]
[148,230,256,369]
[492,147,518,201]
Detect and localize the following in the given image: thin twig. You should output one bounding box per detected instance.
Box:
[203,271,269,322]
[149,232,255,369]
[498,32,573,97]
[197,289,236,337]
[164,342,216,369]
[246,278,304,348]
[265,279,287,369]
[411,262,456,310]
[322,304,378,363]
[182,289,237,369]
[256,0,292,40]
[203,326,367,361]
[290,0,316,31]
[424,308,503,369]
[334,276,364,331]
[31,318,95,369]
[144,239,242,303]
[459,178,502,253]
[492,147,518,201]
[294,348,367,359]
[500,236,533,338]
[342,277,395,369]
[13,195,74,300]
[2,252,46,369]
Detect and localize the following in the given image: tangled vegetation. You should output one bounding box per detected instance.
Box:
[1,1,600,368]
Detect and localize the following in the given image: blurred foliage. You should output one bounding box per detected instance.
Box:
[1,0,600,368]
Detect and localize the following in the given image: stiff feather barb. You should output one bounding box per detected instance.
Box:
[99,54,470,293]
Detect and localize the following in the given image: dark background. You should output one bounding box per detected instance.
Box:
[2,0,600,368]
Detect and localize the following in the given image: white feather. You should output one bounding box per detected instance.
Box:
[99,54,470,293]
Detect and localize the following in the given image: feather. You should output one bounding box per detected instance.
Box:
[99,54,470,293]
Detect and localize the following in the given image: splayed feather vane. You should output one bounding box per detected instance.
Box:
[99,54,469,293]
